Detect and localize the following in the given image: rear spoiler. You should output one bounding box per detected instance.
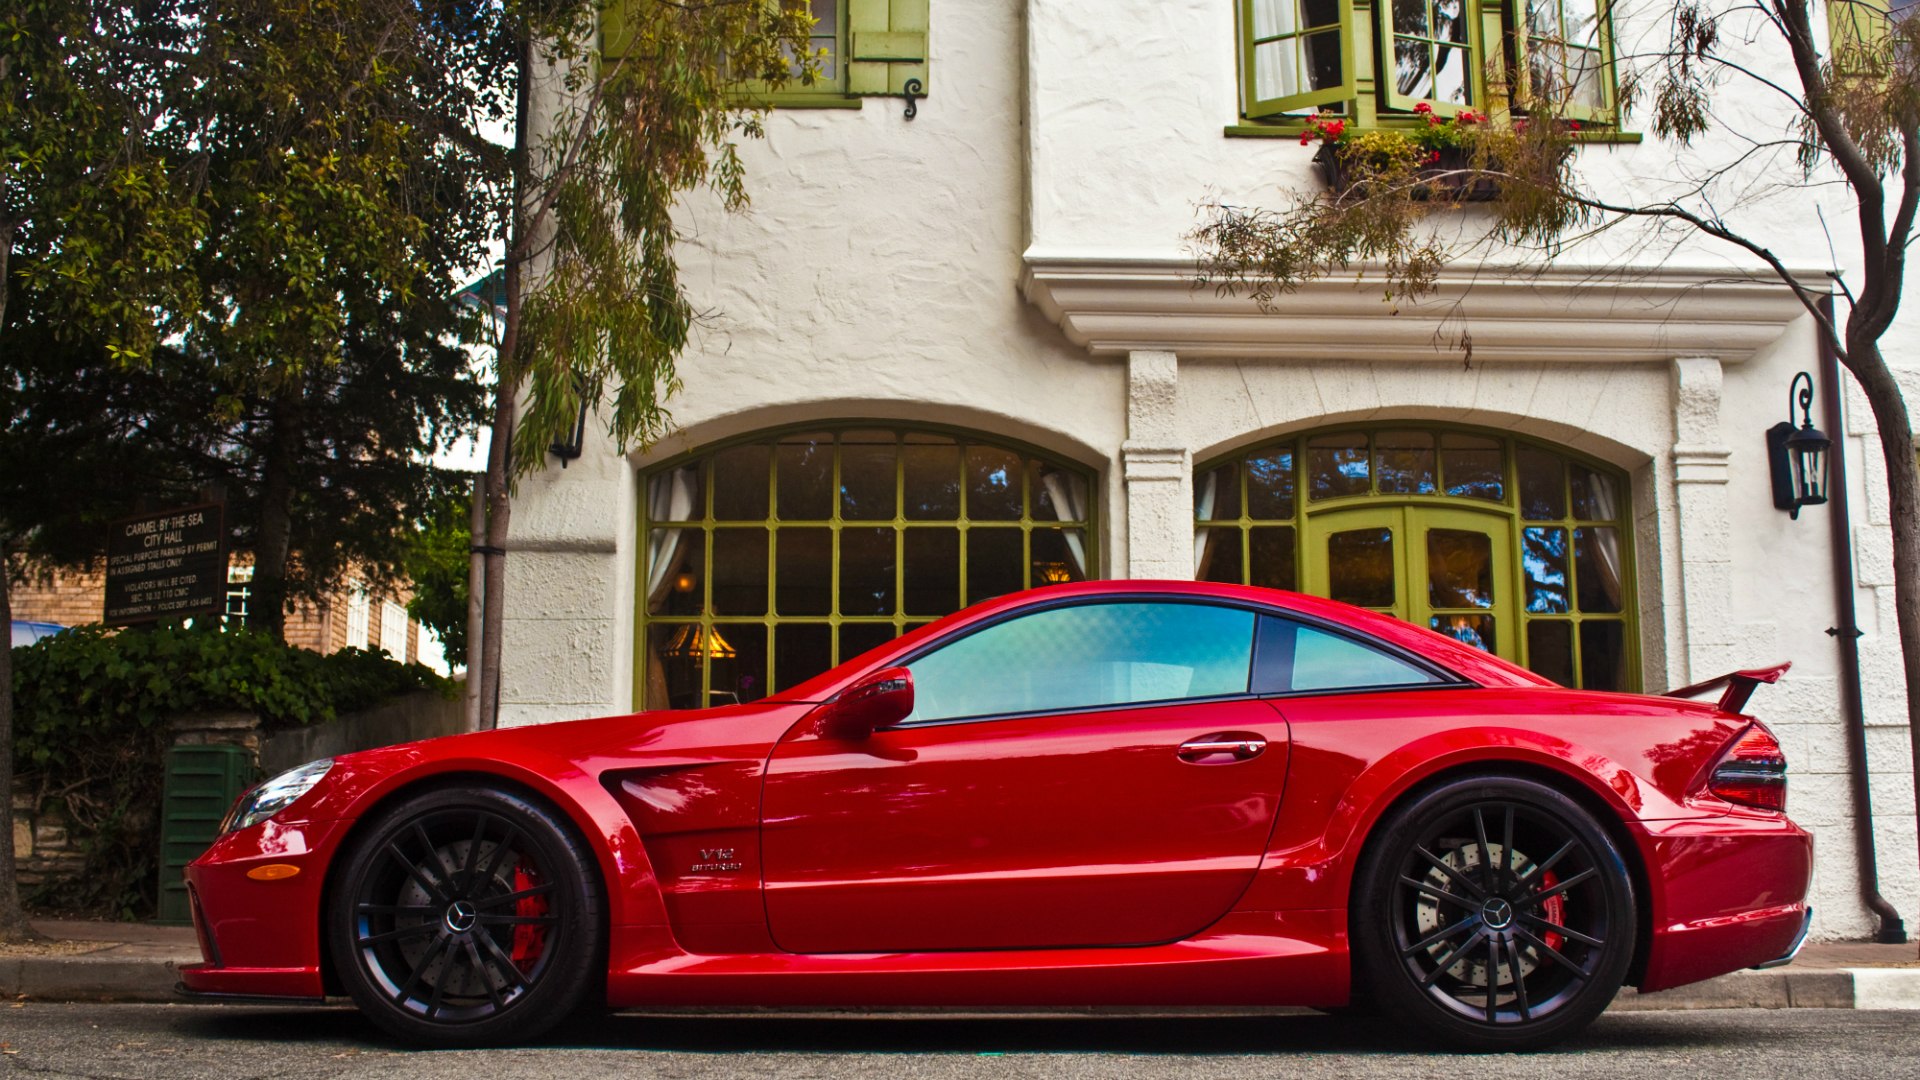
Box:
[1663,661,1791,714]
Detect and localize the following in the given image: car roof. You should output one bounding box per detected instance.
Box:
[767,579,1555,703]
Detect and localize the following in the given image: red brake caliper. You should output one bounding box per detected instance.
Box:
[1539,869,1566,954]
[510,862,549,974]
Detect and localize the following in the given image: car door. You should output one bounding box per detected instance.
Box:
[759,599,1292,954]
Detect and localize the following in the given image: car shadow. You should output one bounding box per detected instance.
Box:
[169,1006,1809,1056]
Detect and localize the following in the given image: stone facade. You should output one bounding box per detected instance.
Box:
[497,0,1920,942]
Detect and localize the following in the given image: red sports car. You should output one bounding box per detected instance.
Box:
[181,580,1811,1051]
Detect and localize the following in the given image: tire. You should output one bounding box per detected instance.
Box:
[326,785,605,1047]
[1351,776,1635,1052]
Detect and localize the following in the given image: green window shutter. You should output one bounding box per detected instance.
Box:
[1829,0,1891,73]
[602,0,637,62]
[1240,0,1357,118]
[1374,0,1487,115]
[848,0,927,96]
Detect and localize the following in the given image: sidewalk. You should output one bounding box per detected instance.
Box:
[2,919,1917,1009]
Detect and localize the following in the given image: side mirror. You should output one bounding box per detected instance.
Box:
[813,667,914,739]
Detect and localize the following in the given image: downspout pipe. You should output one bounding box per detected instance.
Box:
[1819,293,1908,944]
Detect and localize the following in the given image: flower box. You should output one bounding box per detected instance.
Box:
[1312,142,1502,202]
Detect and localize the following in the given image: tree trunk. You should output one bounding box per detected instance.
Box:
[476,29,536,731]
[0,536,44,942]
[1845,338,1920,936]
[250,383,305,642]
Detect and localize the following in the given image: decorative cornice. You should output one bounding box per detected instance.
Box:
[1020,255,1814,364]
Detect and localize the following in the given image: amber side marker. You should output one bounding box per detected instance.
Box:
[246,864,302,882]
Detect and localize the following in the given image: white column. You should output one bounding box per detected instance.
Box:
[1670,357,1736,684]
[1122,350,1193,579]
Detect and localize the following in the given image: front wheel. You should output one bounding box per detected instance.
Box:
[326,786,604,1047]
[1351,776,1635,1052]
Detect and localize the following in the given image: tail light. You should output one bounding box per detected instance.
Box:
[1708,723,1788,811]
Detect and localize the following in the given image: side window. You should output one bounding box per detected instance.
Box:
[1256,615,1443,693]
[907,602,1258,722]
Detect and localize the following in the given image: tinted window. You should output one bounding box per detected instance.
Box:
[1256,615,1443,693]
[907,602,1257,722]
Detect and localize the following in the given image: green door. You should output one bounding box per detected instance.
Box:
[1304,505,1517,660]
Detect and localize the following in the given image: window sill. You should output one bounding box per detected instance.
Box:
[734,93,865,109]
[1225,122,1643,145]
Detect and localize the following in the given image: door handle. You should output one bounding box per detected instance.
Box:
[1177,733,1267,763]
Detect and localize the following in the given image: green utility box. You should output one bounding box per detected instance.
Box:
[156,744,253,925]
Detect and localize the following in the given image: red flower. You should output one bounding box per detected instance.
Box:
[1414,101,1433,115]
[1570,120,1583,131]
[1299,131,1313,145]
[1325,119,1346,140]
[1428,150,1441,163]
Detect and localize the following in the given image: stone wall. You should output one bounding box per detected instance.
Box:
[9,789,84,893]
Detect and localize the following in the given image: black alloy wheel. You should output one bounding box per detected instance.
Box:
[327,786,604,1047]
[1352,776,1635,1052]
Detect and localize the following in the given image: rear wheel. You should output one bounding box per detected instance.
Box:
[1352,776,1635,1052]
[326,786,603,1047]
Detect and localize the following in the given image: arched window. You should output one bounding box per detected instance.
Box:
[640,426,1096,710]
[1194,425,1636,690]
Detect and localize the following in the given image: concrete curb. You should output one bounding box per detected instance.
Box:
[5,954,1920,1011]
[2,955,189,1003]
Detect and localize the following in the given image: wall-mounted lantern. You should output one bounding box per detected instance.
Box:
[1767,371,1832,519]
[550,394,589,467]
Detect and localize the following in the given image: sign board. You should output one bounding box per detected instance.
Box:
[104,503,229,625]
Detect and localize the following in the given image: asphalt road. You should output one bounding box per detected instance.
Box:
[1,1004,1916,1079]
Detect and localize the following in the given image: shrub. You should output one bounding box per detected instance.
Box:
[9,622,451,916]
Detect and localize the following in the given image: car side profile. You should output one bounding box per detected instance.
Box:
[181,580,1811,1051]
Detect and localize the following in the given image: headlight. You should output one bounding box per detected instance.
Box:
[221,758,333,834]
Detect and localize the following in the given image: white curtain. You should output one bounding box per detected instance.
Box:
[1193,471,1218,577]
[1584,472,1624,609]
[645,467,698,612]
[1039,470,1089,576]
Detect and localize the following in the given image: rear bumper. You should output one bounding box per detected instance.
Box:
[1752,906,1814,970]
[1632,813,1813,993]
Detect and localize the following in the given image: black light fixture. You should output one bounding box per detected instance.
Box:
[549,386,590,467]
[1767,371,1832,519]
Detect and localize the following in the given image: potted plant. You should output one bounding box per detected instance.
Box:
[1304,104,1544,202]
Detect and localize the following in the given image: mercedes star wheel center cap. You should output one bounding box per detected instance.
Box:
[445,900,478,934]
[1481,897,1515,930]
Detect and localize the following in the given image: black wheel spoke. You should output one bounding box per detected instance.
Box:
[1402,916,1480,957]
[1484,935,1499,1023]
[414,823,458,894]
[1473,808,1496,897]
[473,883,554,910]
[462,937,505,1010]
[388,842,451,905]
[1414,844,1487,900]
[1513,925,1588,980]
[460,815,490,895]
[474,927,532,989]
[1398,875,1479,912]
[357,902,438,915]
[357,922,439,948]
[1506,938,1532,1021]
[1500,807,1516,894]
[1521,912,1605,948]
[474,913,560,927]
[1516,839,1576,885]
[423,944,453,1018]
[394,931,452,1003]
[1518,866,1596,909]
[476,826,524,891]
[1420,928,1487,988]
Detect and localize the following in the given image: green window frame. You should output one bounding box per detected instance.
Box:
[732,0,929,108]
[1234,0,1620,126]
[637,424,1096,711]
[1512,0,1616,121]
[1193,424,1639,692]
[1240,0,1357,117]
[1378,0,1487,115]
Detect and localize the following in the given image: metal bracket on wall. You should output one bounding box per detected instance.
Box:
[902,78,923,120]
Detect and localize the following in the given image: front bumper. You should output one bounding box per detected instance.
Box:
[177,817,350,1000]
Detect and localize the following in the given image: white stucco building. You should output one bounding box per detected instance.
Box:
[504,0,1919,941]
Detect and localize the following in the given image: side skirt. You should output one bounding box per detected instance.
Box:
[605,910,1348,1009]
